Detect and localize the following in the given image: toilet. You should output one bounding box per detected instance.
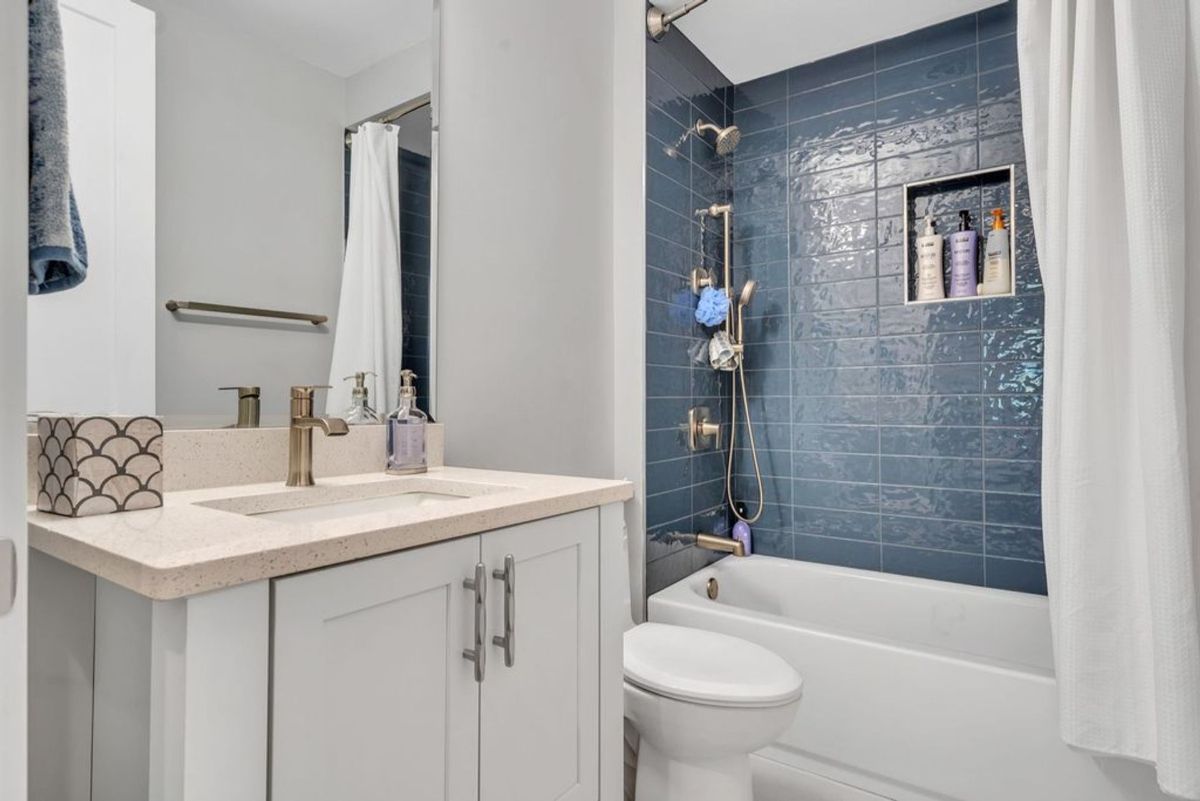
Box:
[623,622,803,801]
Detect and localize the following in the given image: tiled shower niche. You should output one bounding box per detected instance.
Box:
[903,165,1016,304]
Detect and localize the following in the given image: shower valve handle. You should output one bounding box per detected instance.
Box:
[687,406,721,452]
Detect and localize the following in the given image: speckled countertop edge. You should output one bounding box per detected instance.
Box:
[28,466,633,601]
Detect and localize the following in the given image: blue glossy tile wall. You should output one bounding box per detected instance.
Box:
[728,1,1046,593]
[399,149,433,414]
[644,29,734,595]
[342,147,433,414]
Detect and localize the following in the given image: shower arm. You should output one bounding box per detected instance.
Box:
[647,0,711,41]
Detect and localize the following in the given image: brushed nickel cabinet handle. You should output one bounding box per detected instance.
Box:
[492,554,516,667]
[462,562,487,682]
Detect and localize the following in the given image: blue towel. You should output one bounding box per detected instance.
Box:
[28,0,88,295]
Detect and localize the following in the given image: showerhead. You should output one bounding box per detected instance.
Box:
[738,280,758,307]
[713,124,742,156]
[689,120,742,157]
[664,120,742,159]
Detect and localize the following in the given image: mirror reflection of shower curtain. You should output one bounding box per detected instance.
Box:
[327,122,404,416]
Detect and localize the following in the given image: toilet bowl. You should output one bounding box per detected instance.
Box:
[623,622,802,801]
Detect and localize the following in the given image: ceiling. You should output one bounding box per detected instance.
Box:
[173,0,431,78]
[650,0,1006,84]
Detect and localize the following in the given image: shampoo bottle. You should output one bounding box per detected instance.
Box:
[342,371,382,425]
[386,370,428,474]
[914,215,945,301]
[947,210,978,298]
[979,208,1012,295]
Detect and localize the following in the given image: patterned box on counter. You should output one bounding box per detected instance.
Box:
[36,415,164,517]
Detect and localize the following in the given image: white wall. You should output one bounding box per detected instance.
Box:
[437,0,617,478]
[138,0,347,419]
[345,39,432,126]
[0,3,27,797]
[610,0,648,618]
[28,0,155,417]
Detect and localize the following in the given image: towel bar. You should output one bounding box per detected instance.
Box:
[165,300,327,326]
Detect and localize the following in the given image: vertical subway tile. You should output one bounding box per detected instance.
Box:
[875,47,977,100]
[882,545,985,586]
[986,557,1047,594]
[875,15,978,69]
[790,75,876,121]
[793,534,882,570]
[788,45,876,94]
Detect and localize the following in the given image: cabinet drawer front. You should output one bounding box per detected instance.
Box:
[480,509,600,801]
[272,537,480,801]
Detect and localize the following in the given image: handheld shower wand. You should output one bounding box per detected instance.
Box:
[726,279,765,524]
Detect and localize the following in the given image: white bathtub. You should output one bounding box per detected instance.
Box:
[648,555,1172,801]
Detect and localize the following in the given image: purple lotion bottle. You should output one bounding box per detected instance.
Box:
[947,210,978,298]
[732,520,752,555]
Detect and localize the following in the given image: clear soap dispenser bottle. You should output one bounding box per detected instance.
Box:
[386,369,428,474]
[342,372,382,425]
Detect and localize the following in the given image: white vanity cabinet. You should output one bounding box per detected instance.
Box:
[271,534,480,801]
[30,479,629,801]
[271,509,601,801]
[478,512,599,801]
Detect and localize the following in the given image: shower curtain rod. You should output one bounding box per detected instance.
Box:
[647,0,711,40]
[344,94,431,147]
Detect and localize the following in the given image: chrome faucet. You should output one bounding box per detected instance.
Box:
[287,385,349,487]
[696,532,746,557]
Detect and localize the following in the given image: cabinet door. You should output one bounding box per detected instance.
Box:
[272,536,480,801]
[480,510,599,801]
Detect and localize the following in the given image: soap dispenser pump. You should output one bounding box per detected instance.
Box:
[386,369,428,474]
[342,372,382,425]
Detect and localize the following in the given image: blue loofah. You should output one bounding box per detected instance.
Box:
[694,286,729,326]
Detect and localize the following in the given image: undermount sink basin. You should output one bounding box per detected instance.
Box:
[196,477,513,525]
[249,491,466,525]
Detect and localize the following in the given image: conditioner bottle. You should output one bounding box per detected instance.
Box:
[979,208,1012,295]
[947,210,978,298]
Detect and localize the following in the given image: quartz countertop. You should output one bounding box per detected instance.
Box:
[28,466,633,600]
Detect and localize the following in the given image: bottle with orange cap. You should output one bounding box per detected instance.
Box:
[979,207,1012,295]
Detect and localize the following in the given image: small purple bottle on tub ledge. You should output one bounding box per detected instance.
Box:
[732,520,752,555]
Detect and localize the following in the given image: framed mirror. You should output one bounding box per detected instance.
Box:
[26,0,437,429]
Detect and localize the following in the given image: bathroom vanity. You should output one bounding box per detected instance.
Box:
[27,444,632,801]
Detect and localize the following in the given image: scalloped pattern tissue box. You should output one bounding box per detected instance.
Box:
[36,415,164,517]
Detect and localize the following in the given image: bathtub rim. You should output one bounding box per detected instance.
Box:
[649,554,1055,679]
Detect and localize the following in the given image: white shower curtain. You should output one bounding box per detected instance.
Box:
[327,122,404,417]
[1017,2,1200,797]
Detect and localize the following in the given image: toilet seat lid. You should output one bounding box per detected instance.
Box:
[624,623,803,708]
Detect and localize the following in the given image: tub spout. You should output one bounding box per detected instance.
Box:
[696,533,746,557]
